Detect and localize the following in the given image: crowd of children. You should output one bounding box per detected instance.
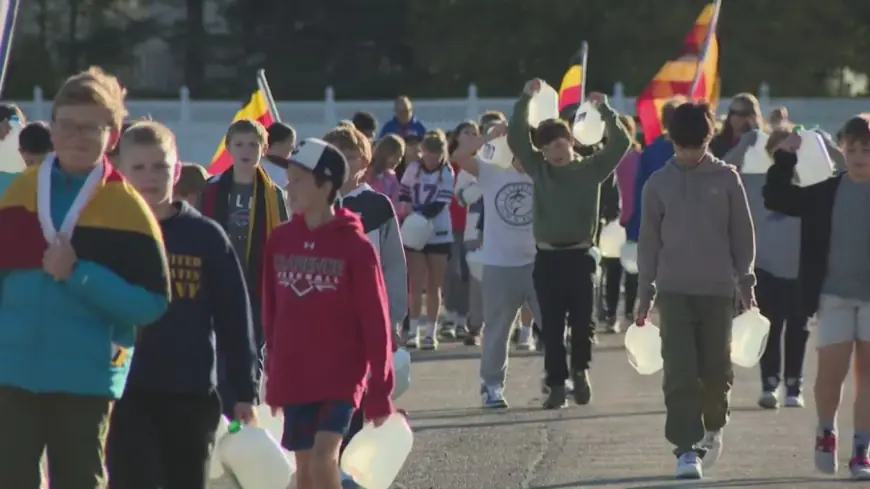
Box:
[0,64,868,488]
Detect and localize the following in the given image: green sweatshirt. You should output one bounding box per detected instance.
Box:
[508,94,631,245]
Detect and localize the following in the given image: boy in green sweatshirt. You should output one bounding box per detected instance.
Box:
[508,78,631,409]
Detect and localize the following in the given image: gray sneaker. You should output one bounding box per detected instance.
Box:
[758,390,779,409]
[700,430,724,468]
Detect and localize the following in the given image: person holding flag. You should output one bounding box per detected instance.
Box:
[200,118,289,416]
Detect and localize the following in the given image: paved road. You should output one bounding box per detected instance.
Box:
[394,330,856,489]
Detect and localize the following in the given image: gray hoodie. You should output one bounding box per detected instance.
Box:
[636,154,756,312]
[723,130,800,279]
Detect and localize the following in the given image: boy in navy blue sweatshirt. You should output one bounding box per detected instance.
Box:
[106,122,259,489]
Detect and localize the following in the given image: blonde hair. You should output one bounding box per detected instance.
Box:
[225,119,267,147]
[322,126,372,163]
[119,120,178,163]
[371,134,405,175]
[53,66,127,130]
[336,119,354,128]
[421,129,448,154]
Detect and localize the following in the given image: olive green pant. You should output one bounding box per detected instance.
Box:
[657,292,734,455]
[0,386,113,489]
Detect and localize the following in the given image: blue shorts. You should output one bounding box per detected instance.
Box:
[281,401,355,451]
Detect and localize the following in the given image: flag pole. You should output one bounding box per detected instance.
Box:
[688,0,722,96]
[0,0,21,99]
[256,69,282,123]
[578,41,589,104]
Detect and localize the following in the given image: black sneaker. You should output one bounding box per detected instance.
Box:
[542,385,567,409]
[572,369,592,405]
[464,330,481,346]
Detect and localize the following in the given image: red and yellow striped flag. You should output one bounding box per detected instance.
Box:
[636,1,721,144]
[558,64,583,112]
[208,88,276,175]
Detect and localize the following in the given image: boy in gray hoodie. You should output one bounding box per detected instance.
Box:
[636,101,756,480]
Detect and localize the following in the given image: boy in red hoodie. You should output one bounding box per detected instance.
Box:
[261,137,395,489]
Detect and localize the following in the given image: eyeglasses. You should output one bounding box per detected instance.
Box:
[52,118,111,138]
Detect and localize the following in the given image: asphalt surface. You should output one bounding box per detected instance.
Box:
[392,328,857,489]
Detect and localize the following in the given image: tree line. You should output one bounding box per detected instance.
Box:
[6,0,870,100]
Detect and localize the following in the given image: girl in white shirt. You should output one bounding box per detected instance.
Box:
[399,130,455,350]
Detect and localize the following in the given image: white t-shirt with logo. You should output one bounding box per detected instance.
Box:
[477,161,536,266]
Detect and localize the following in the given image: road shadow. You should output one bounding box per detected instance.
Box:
[624,476,843,488]
[409,348,541,363]
[411,409,666,433]
[534,476,838,488]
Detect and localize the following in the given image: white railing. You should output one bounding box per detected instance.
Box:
[7,82,869,164]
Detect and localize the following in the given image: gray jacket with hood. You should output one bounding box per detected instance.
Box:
[636,154,756,313]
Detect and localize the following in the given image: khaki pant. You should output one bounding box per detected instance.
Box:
[0,387,113,489]
[657,292,734,455]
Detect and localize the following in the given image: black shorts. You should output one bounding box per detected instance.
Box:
[405,243,452,256]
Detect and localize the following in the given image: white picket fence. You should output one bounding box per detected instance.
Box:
[7,82,870,164]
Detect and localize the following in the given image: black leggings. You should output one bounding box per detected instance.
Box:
[535,248,597,386]
[602,257,638,317]
[756,268,809,391]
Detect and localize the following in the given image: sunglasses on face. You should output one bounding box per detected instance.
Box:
[729,109,753,117]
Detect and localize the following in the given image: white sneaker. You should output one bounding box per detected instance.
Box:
[404,328,419,348]
[420,322,439,350]
[516,325,536,351]
[676,452,703,479]
[784,394,805,408]
[700,430,724,468]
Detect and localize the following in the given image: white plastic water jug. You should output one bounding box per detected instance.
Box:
[620,242,638,274]
[479,135,514,169]
[731,308,771,368]
[572,101,605,146]
[624,322,664,375]
[794,129,834,187]
[598,220,625,258]
[219,420,294,489]
[0,119,24,173]
[527,82,560,127]
[400,213,434,251]
[393,348,412,400]
[208,416,231,479]
[740,131,772,175]
[465,249,484,281]
[255,405,286,447]
[341,413,413,489]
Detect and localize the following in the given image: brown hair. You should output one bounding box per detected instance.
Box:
[225,119,267,147]
[839,114,870,145]
[448,120,480,155]
[53,66,127,130]
[661,96,686,132]
[480,110,506,129]
[175,163,209,196]
[322,125,373,163]
[119,120,178,163]
[764,126,796,156]
[371,134,405,175]
[422,129,448,154]
[618,114,641,151]
[716,93,766,141]
[534,118,572,147]
[769,106,789,123]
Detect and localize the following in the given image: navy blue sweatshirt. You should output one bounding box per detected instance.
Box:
[124,202,258,402]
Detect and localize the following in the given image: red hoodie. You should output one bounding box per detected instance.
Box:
[260,208,395,419]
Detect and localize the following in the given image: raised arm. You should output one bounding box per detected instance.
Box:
[727,169,757,308]
[722,130,758,171]
[579,94,632,182]
[762,134,815,217]
[507,80,544,174]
